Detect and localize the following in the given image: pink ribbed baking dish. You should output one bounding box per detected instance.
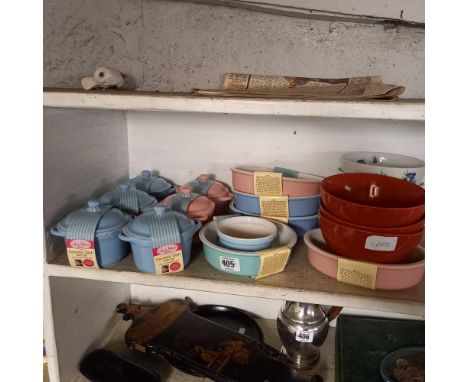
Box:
[231,166,322,196]
[303,228,425,290]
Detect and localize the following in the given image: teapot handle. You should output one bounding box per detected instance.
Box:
[326,306,343,322]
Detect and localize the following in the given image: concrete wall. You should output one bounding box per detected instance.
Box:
[127,111,424,185]
[44,0,424,98]
[43,107,129,261]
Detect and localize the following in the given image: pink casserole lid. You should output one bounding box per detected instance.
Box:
[181,174,231,199]
[181,174,233,215]
[160,187,215,223]
[303,228,425,290]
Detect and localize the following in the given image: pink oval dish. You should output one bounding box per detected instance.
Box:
[303,228,425,290]
[231,166,322,197]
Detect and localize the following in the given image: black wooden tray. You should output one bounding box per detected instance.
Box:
[168,303,264,376]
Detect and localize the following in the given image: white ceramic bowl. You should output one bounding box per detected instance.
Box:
[340,152,425,185]
[216,216,278,251]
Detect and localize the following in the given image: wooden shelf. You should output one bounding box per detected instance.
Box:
[74,316,336,382]
[43,88,425,121]
[45,241,424,316]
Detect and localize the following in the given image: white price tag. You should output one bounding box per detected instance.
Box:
[219,256,240,272]
[295,330,314,343]
[365,235,398,251]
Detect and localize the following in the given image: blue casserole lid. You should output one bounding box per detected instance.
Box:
[53,200,132,237]
[123,205,198,242]
[100,183,157,214]
[131,170,174,194]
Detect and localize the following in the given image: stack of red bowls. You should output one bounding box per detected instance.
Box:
[319,173,425,264]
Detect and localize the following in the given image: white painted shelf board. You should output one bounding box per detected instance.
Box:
[74,316,336,382]
[45,241,424,316]
[43,89,425,121]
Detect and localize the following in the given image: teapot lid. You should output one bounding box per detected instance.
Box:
[123,205,196,242]
[132,170,173,194]
[281,302,327,325]
[55,200,131,236]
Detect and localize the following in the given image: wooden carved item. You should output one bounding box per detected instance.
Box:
[117,298,309,382]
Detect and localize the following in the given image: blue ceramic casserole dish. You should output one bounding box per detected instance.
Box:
[233,190,319,217]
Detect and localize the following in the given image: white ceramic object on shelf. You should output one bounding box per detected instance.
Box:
[81,66,125,90]
[340,152,425,185]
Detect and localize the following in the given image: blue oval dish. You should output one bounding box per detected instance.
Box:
[199,220,297,277]
[233,190,320,217]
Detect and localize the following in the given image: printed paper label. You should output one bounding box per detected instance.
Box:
[153,243,184,275]
[337,258,377,289]
[295,330,314,343]
[253,172,283,196]
[254,246,291,279]
[219,256,241,272]
[259,196,289,223]
[66,239,99,269]
[365,236,398,251]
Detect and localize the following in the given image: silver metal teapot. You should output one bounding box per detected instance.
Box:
[277,301,342,369]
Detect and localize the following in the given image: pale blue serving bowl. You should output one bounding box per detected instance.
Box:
[216,216,278,251]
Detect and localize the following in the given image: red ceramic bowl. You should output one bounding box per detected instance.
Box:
[319,206,425,234]
[319,213,424,264]
[321,173,425,228]
[304,229,425,290]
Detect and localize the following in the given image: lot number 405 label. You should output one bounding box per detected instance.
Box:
[219,256,240,272]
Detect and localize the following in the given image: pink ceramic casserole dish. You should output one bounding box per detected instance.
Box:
[231,166,322,197]
[303,228,425,290]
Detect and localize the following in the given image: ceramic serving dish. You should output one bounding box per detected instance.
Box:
[231,166,322,197]
[319,213,424,264]
[181,174,233,215]
[319,206,425,234]
[233,190,320,217]
[216,216,278,251]
[51,200,132,268]
[321,173,425,228]
[341,152,425,185]
[199,220,297,277]
[118,206,201,273]
[230,202,318,237]
[380,347,425,382]
[304,229,425,290]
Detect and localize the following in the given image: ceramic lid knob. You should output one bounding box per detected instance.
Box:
[87,199,101,211]
[179,186,193,196]
[198,174,210,182]
[141,170,152,179]
[154,205,168,215]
